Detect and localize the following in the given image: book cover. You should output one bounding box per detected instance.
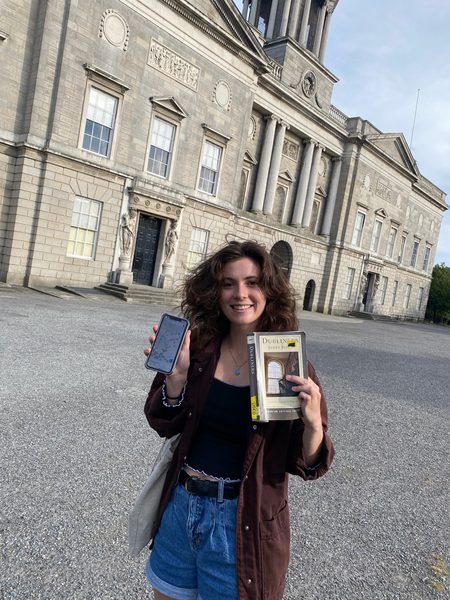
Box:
[247,331,307,422]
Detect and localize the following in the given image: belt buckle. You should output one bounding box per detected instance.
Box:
[183,475,193,494]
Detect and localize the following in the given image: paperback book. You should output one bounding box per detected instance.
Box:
[247,331,307,422]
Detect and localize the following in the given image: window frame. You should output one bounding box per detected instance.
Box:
[67,196,102,260]
[146,115,177,179]
[370,218,383,253]
[186,227,210,270]
[386,226,397,259]
[416,287,424,311]
[343,267,355,300]
[410,239,420,268]
[403,283,412,309]
[422,244,432,272]
[398,233,407,264]
[197,139,224,196]
[79,66,128,160]
[351,210,366,247]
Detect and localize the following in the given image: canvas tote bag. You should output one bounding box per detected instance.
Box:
[128,433,181,557]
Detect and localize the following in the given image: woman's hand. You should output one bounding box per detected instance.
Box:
[285,375,322,430]
[285,375,324,466]
[145,325,191,397]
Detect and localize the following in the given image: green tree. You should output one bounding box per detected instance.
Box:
[426,263,450,323]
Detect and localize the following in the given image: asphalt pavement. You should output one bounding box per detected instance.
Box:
[1,285,449,600]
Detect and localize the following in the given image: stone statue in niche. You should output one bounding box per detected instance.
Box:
[358,271,368,310]
[120,209,137,257]
[164,220,178,262]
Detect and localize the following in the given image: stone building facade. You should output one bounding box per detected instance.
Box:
[0,0,447,318]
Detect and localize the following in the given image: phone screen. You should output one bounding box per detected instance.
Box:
[145,313,189,374]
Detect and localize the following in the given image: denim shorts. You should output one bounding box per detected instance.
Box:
[145,483,238,600]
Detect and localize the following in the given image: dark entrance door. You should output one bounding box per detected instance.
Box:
[132,214,162,285]
[303,280,315,311]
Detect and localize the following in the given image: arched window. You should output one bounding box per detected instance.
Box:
[270,241,293,280]
[303,280,316,311]
[267,360,283,394]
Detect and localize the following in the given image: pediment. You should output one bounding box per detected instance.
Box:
[279,169,295,182]
[243,150,257,165]
[315,185,327,198]
[150,97,187,120]
[375,208,388,218]
[161,0,268,67]
[366,133,420,176]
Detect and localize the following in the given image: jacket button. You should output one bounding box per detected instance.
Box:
[244,525,250,531]
[252,424,257,430]
[198,367,203,372]
[188,412,192,417]
[247,579,252,584]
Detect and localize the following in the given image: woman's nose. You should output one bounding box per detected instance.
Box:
[234,282,247,298]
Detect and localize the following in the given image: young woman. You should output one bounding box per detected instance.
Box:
[144,240,334,600]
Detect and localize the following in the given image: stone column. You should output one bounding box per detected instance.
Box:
[320,157,342,236]
[290,139,314,226]
[288,0,302,38]
[318,8,332,62]
[302,144,323,227]
[312,2,327,56]
[242,0,250,20]
[251,115,277,213]
[263,121,288,215]
[279,0,293,37]
[249,0,259,27]
[266,0,280,39]
[298,0,312,46]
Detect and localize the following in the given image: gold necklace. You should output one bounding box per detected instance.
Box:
[227,342,248,376]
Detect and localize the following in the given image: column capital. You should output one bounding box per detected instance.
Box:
[302,137,315,146]
[279,120,290,129]
[331,155,343,163]
[264,114,279,123]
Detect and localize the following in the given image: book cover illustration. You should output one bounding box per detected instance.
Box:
[247,331,307,422]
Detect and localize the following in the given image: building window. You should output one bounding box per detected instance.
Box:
[370,219,383,253]
[422,244,431,272]
[343,267,355,299]
[351,211,366,246]
[198,141,222,195]
[398,234,407,263]
[67,197,102,259]
[386,227,397,258]
[379,276,388,305]
[410,240,420,268]
[147,117,176,178]
[417,287,424,310]
[267,360,283,394]
[392,280,398,307]
[187,227,209,269]
[403,283,412,309]
[82,87,118,157]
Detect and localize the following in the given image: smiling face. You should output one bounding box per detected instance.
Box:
[219,257,267,332]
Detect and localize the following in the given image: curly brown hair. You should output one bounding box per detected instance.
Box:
[181,240,298,348]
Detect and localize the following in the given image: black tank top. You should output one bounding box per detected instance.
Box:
[186,378,252,480]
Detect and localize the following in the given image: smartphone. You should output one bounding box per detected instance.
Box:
[145,313,189,375]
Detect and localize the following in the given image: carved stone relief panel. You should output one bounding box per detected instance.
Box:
[147,39,200,91]
[375,179,393,202]
[282,139,299,161]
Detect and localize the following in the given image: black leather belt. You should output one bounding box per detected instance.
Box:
[179,470,240,499]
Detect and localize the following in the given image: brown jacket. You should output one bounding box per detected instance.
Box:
[145,339,334,600]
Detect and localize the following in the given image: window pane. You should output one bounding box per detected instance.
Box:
[67,198,102,259]
[83,88,117,156]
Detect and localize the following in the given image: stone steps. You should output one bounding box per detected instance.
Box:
[95,282,180,306]
[349,310,399,322]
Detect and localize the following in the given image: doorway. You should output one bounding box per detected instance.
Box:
[270,241,293,280]
[132,214,162,285]
[303,280,315,311]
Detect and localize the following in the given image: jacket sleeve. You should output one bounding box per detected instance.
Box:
[286,361,335,480]
[144,371,190,439]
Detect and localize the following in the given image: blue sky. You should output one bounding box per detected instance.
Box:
[326,0,450,266]
[232,0,449,265]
